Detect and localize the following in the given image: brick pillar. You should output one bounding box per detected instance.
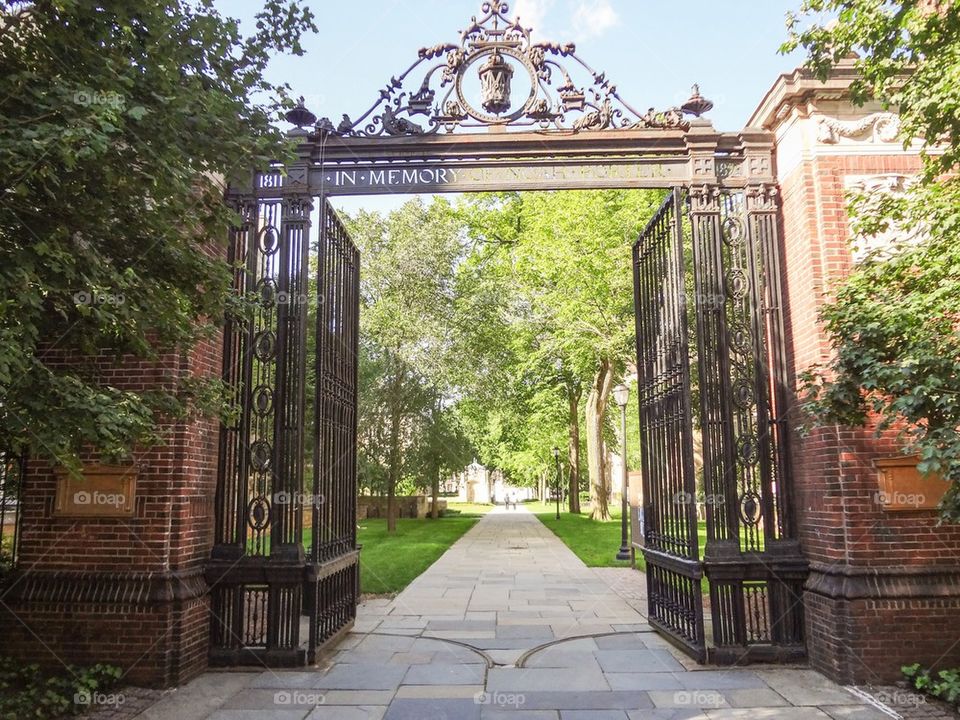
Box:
[0,340,221,687]
[749,64,960,683]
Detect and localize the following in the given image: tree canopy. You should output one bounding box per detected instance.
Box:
[346,199,473,529]
[450,190,658,517]
[344,190,654,525]
[0,0,315,466]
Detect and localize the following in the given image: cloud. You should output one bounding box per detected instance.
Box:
[508,0,619,42]
[511,0,555,37]
[570,0,619,41]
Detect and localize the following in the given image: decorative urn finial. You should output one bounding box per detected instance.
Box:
[681,84,714,118]
[478,49,514,115]
[285,97,317,128]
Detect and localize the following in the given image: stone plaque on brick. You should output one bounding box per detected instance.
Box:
[875,456,947,511]
[53,464,137,517]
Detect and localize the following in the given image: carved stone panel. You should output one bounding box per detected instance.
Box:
[844,174,921,262]
[817,112,901,144]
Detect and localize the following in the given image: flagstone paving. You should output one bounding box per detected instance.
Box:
[134,507,891,720]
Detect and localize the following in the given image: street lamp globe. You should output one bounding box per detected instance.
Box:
[612,383,629,408]
[552,446,559,459]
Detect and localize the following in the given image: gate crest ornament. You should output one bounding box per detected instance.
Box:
[315,0,696,136]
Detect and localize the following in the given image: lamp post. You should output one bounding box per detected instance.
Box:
[551,446,561,520]
[612,383,632,561]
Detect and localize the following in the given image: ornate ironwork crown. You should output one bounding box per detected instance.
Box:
[305,0,706,137]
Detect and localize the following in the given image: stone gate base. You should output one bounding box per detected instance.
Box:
[806,567,960,683]
[1,572,209,687]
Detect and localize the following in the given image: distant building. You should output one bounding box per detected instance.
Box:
[448,460,535,504]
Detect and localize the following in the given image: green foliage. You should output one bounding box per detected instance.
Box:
[903,663,960,708]
[346,190,658,506]
[0,657,121,719]
[784,0,960,180]
[785,1,960,521]
[345,199,474,499]
[0,535,13,574]
[624,377,643,470]
[450,190,662,488]
[0,1,315,466]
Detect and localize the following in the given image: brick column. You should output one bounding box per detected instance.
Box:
[0,331,221,687]
[749,63,960,683]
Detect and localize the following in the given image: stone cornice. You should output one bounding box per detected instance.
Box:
[0,567,209,605]
[806,562,960,600]
[748,60,865,133]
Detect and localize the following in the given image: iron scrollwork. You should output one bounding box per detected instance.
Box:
[318,1,691,137]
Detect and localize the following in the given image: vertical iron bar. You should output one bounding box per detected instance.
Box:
[272,195,312,556]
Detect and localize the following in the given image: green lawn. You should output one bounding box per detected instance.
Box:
[354,502,493,594]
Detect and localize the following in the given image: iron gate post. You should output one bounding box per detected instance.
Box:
[678,128,809,662]
[271,190,312,561]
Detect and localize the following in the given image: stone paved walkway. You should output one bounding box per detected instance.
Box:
[134,507,891,720]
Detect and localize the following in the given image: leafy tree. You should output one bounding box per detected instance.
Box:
[348,190,659,523]
[346,198,469,531]
[0,1,315,466]
[451,194,576,504]
[408,397,473,519]
[784,0,960,520]
[457,190,662,519]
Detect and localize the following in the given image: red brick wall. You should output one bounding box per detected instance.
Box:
[0,333,221,687]
[779,148,960,682]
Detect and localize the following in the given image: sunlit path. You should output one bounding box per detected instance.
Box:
[137,509,883,719]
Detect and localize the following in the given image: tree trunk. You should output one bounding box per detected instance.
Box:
[385,361,405,534]
[586,358,614,520]
[431,462,440,520]
[567,384,582,514]
[386,403,401,532]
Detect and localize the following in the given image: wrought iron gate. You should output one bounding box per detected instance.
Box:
[307,197,361,658]
[633,189,705,660]
[208,176,359,666]
[634,186,807,664]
